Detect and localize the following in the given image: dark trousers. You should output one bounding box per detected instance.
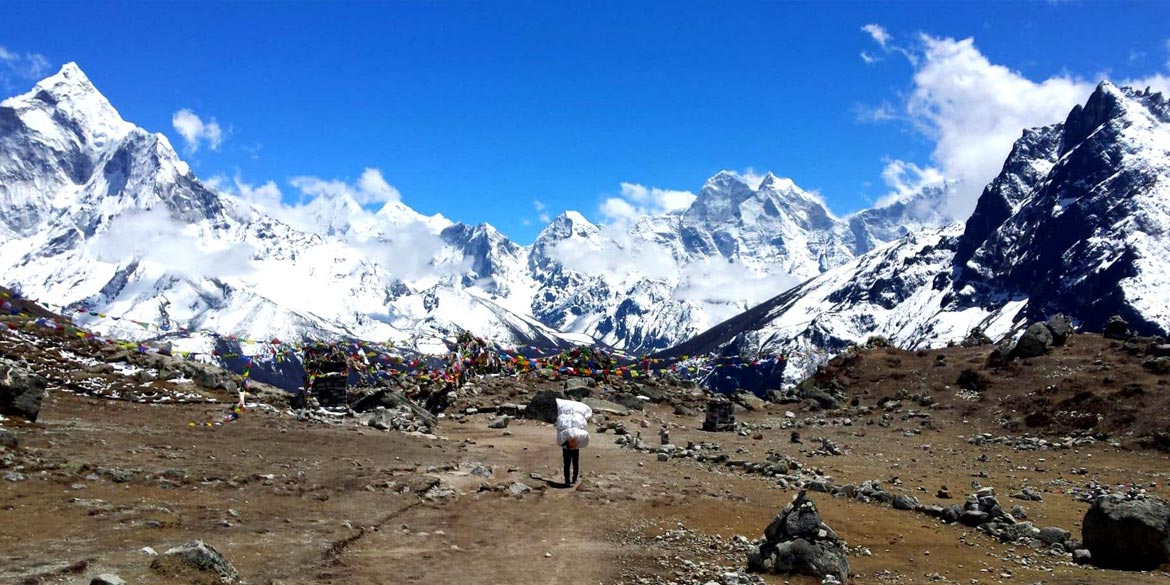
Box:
[562,447,580,485]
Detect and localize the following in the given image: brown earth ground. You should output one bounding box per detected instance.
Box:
[3,329,1170,584]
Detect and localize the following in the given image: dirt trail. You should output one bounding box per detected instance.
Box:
[4,382,1170,584]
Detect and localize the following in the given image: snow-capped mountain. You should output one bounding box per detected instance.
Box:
[0,63,584,355]
[663,82,1170,385]
[525,171,951,353]
[0,62,955,361]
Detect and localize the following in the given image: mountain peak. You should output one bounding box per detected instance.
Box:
[758,172,797,193]
[2,61,132,150]
[558,210,594,228]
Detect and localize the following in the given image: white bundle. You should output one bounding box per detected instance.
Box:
[554,398,592,448]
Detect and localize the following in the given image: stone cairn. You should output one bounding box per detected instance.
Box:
[747,490,850,582]
[701,396,735,432]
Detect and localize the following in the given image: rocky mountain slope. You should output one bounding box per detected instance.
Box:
[665,82,1170,385]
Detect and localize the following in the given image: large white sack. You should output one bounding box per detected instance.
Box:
[555,398,593,420]
[556,412,587,432]
[557,426,590,449]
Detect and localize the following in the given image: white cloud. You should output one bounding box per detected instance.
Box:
[212,170,455,281]
[290,167,401,206]
[539,213,551,224]
[860,51,878,65]
[550,225,678,283]
[875,160,946,208]
[235,177,283,209]
[673,258,799,320]
[0,45,50,89]
[356,168,401,203]
[533,200,546,211]
[867,34,1170,219]
[862,24,892,49]
[900,35,1093,217]
[599,182,697,225]
[856,100,898,122]
[171,109,224,153]
[349,220,456,281]
[87,207,256,279]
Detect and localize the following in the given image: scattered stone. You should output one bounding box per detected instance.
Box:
[1073,548,1092,565]
[0,428,17,448]
[1013,487,1043,501]
[1037,526,1070,546]
[892,495,918,511]
[90,574,126,585]
[150,540,239,584]
[488,416,510,429]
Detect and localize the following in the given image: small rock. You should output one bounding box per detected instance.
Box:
[90,575,126,585]
[150,540,239,584]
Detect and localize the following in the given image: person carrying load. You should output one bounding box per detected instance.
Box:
[554,398,592,486]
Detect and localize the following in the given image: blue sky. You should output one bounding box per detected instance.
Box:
[3,1,1170,242]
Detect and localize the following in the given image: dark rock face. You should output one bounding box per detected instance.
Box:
[0,358,47,422]
[1082,495,1170,571]
[953,85,1170,333]
[701,398,735,432]
[747,491,850,581]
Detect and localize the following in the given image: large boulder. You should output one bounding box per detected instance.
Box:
[733,392,766,412]
[523,390,563,423]
[1082,495,1170,570]
[0,358,47,422]
[150,540,239,584]
[1104,315,1131,340]
[747,490,850,581]
[1045,314,1074,346]
[1013,323,1054,359]
[581,397,629,417]
[351,389,437,428]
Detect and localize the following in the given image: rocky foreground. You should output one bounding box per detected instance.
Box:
[4,315,1170,583]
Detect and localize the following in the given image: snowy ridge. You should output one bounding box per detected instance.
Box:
[0,63,581,356]
[663,82,1170,386]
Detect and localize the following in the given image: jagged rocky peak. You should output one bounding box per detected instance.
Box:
[685,171,758,222]
[685,170,835,230]
[2,62,133,151]
[545,210,600,237]
[669,78,1170,386]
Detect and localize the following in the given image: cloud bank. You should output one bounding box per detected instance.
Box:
[862,29,1170,219]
